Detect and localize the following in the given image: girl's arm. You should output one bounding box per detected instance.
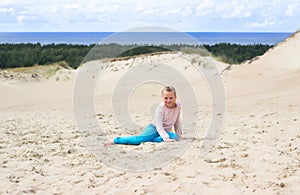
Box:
[174,105,182,138]
[154,105,170,141]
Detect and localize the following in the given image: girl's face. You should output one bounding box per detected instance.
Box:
[162,90,176,108]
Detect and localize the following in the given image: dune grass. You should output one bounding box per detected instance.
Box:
[6,61,70,79]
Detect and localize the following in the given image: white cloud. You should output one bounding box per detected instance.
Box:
[17,15,25,23]
[164,7,181,15]
[134,6,144,13]
[181,6,193,17]
[195,0,214,16]
[246,19,277,28]
[17,10,28,15]
[285,3,298,17]
[220,1,246,19]
[243,12,252,18]
[0,7,15,14]
[0,0,299,32]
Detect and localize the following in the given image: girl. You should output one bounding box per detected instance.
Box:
[105,86,182,146]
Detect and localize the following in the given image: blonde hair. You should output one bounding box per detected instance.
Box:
[161,86,177,97]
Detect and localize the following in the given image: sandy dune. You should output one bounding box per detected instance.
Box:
[0,31,300,194]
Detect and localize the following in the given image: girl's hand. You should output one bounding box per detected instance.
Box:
[165,138,176,142]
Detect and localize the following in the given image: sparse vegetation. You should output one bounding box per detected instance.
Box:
[6,63,63,79]
[117,46,171,57]
[191,58,197,64]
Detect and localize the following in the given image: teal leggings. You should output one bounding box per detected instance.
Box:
[114,124,178,145]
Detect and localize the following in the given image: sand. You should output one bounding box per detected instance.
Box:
[0,31,300,194]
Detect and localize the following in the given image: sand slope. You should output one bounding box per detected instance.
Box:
[225,30,300,109]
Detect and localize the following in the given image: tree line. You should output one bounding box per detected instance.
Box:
[0,43,273,69]
[204,43,272,64]
[0,43,94,69]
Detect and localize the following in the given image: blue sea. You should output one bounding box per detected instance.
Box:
[0,32,292,45]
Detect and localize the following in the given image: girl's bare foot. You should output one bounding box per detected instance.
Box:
[104,141,114,147]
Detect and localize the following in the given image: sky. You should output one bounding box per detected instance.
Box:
[0,0,299,32]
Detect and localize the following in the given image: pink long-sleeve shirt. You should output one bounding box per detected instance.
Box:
[152,101,182,141]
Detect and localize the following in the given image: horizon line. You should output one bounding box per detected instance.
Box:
[0,31,293,33]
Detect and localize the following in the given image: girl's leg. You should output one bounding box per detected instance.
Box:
[114,124,159,145]
[151,131,179,143]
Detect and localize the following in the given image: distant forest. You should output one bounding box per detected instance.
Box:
[0,43,272,69]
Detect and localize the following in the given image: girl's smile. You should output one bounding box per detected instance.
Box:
[162,90,176,108]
